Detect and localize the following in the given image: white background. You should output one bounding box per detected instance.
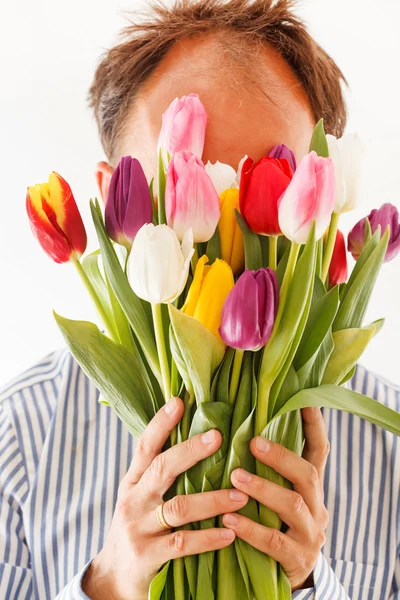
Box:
[1,0,399,386]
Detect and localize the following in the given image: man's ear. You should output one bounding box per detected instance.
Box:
[95,161,114,204]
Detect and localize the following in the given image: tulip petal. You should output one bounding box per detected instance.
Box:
[205,161,237,195]
[193,259,234,339]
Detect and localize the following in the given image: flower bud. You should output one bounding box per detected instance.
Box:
[348,203,400,263]
[219,268,279,350]
[26,172,87,263]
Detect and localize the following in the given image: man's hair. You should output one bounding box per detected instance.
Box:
[88,0,347,162]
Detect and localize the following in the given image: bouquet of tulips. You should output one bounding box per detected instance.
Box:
[27,93,400,599]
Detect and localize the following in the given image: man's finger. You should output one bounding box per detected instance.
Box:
[124,397,184,485]
[250,436,324,518]
[141,489,248,534]
[153,527,235,566]
[221,513,303,571]
[230,469,314,542]
[137,429,222,499]
[301,407,331,483]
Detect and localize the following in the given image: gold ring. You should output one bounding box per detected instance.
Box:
[156,502,172,531]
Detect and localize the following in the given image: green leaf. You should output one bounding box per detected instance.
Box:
[259,410,303,530]
[274,384,400,436]
[235,210,262,270]
[258,224,316,429]
[54,314,158,436]
[82,250,117,336]
[259,235,270,268]
[216,348,235,405]
[149,177,158,225]
[322,320,384,385]
[90,199,160,382]
[309,119,329,157]
[158,148,167,225]
[169,305,225,404]
[148,562,170,600]
[206,226,222,263]
[294,285,339,370]
[333,229,389,331]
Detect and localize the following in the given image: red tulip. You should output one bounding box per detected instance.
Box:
[328,229,348,287]
[239,156,293,235]
[26,172,87,263]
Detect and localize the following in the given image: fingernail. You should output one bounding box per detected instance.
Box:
[220,527,235,539]
[234,469,252,483]
[229,489,248,502]
[223,514,239,526]
[165,398,178,414]
[202,430,217,444]
[256,437,270,453]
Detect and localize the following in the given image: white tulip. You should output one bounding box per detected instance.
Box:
[327,133,367,214]
[205,161,237,195]
[127,224,194,304]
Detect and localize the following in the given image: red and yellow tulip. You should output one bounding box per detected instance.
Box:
[26,172,87,263]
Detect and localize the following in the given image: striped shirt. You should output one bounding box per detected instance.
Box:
[0,347,399,600]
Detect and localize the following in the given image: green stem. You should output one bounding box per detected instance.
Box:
[191,244,199,275]
[71,256,117,341]
[321,212,340,284]
[151,303,171,402]
[274,241,300,332]
[268,236,278,270]
[170,360,180,398]
[228,350,244,406]
[255,241,300,436]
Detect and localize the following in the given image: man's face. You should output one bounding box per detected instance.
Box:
[96,35,315,199]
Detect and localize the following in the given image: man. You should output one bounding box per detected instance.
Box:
[0,1,399,599]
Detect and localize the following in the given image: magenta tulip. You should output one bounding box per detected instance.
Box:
[105,156,153,249]
[268,144,297,172]
[348,203,400,263]
[219,268,279,351]
[157,93,207,165]
[278,151,336,244]
[165,150,221,243]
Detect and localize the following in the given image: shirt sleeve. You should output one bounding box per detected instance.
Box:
[292,552,351,599]
[54,563,92,599]
[0,404,33,599]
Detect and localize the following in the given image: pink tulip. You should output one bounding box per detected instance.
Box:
[278,151,336,244]
[157,93,207,165]
[165,150,221,243]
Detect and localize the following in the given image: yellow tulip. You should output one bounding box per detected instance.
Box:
[218,188,245,275]
[183,255,234,339]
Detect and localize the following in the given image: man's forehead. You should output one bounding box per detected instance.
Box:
[119,34,315,173]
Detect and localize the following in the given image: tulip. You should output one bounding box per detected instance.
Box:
[328,230,348,287]
[26,171,87,264]
[239,155,293,236]
[183,255,234,339]
[104,156,153,249]
[205,161,237,195]
[218,188,245,275]
[326,133,366,214]
[165,150,221,243]
[157,93,207,166]
[348,203,400,263]
[219,268,279,351]
[127,224,194,304]
[278,151,336,244]
[268,144,297,173]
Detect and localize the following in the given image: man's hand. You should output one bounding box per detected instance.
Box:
[82,397,247,600]
[222,406,330,591]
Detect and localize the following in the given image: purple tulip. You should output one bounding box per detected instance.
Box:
[348,203,400,263]
[219,268,279,351]
[105,156,153,249]
[268,144,297,173]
